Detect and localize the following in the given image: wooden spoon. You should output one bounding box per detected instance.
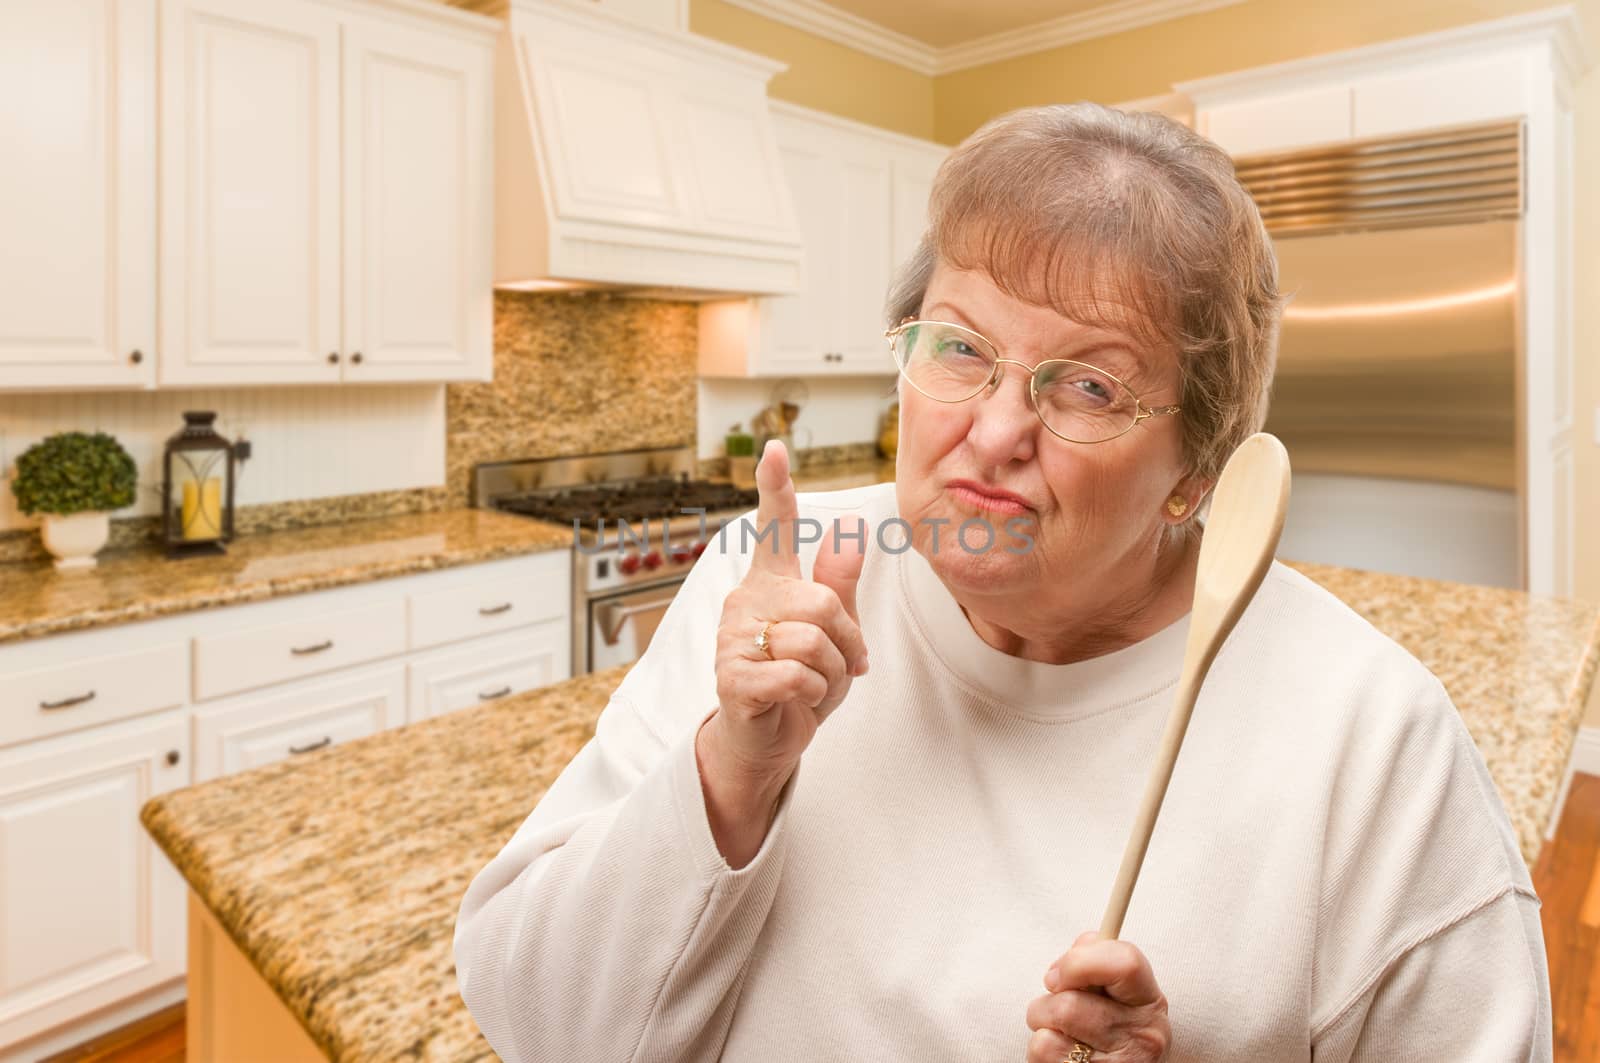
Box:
[1097,432,1292,940]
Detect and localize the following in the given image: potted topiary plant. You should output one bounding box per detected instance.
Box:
[10,431,138,570]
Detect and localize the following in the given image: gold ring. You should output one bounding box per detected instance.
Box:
[753,620,776,660]
[1063,1044,1093,1063]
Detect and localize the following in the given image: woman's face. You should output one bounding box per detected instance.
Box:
[894,260,1197,608]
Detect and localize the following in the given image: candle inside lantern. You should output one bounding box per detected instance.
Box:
[181,477,223,540]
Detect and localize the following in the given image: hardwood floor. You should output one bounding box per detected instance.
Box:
[51,773,1600,1063]
[40,1003,184,1063]
[1539,772,1600,1061]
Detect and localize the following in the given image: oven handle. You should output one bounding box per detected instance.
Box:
[595,586,679,646]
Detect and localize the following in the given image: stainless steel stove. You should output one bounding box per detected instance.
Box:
[476,447,758,675]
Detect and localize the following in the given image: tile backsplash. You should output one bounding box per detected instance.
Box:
[445,290,699,504]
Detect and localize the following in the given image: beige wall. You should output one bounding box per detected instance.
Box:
[689,0,936,139]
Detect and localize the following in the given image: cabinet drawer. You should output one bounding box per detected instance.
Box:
[193,598,405,701]
[408,562,567,649]
[407,621,570,722]
[192,665,406,782]
[0,643,187,749]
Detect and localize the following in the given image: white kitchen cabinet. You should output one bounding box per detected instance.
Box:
[1196,84,1353,156]
[0,549,572,1054]
[157,0,343,386]
[407,623,569,722]
[834,144,895,370]
[341,17,492,383]
[698,104,946,378]
[0,0,497,391]
[0,712,189,1049]
[890,145,942,277]
[0,0,156,390]
[1350,55,1527,139]
[191,663,407,781]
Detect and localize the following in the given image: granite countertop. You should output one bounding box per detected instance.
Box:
[141,563,1600,1062]
[0,508,570,645]
[791,457,897,491]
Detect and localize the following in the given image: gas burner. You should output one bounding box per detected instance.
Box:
[496,477,759,525]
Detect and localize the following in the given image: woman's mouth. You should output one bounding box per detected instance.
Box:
[945,479,1033,516]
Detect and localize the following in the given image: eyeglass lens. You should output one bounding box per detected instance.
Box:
[890,321,1139,443]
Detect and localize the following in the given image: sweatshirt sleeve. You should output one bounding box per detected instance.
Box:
[453,529,791,1062]
[1308,660,1553,1061]
[1310,887,1550,1062]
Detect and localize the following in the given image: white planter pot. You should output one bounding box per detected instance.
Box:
[40,511,111,570]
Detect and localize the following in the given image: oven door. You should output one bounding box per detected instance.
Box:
[588,581,680,673]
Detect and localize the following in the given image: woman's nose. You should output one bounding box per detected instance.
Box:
[965,363,1037,466]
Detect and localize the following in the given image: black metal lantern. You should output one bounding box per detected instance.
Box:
[162,411,236,557]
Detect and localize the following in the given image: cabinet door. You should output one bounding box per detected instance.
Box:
[0,0,155,390]
[833,142,894,372]
[0,713,188,1047]
[757,122,842,375]
[158,0,341,385]
[891,147,943,279]
[191,665,406,782]
[407,622,569,723]
[342,20,492,383]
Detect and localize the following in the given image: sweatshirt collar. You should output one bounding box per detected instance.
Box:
[896,544,1189,719]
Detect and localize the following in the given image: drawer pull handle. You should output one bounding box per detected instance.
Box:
[40,691,97,710]
[479,685,513,701]
[291,639,334,656]
[479,603,513,616]
[289,736,332,755]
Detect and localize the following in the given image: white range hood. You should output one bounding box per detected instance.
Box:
[488,0,803,295]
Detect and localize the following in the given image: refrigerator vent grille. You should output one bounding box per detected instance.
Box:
[1233,120,1523,236]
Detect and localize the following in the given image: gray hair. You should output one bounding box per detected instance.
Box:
[886,102,1283,491]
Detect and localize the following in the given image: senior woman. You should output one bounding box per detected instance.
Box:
[455,103,1548,1061]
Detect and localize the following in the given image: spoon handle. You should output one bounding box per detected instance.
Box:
[1097,631,1212,940]
[1095,433,1290,942]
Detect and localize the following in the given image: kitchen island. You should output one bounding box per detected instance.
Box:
[141,562,1600,1061]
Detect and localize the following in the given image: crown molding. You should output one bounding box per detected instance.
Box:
[1174,4,1590,104]
[720,0,1247,76]
[721,0,939,74]
[935,0,1244,73]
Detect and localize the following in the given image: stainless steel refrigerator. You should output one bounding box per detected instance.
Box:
[1238,120,1523,588]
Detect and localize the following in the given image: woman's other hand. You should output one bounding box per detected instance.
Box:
[697,441,869,868]
[1025,931,1172,1062]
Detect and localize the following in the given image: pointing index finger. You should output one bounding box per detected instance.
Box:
[751,439,801,578]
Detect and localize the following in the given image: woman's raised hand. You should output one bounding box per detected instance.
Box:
[1025,932,1172,1062]
[696,441,868,868]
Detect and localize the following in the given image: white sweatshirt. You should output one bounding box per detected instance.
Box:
[455,482,1550,1062]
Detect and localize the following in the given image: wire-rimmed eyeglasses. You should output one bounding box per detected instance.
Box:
[884,319,1181,445]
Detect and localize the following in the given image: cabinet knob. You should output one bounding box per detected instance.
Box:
[129,349,143,365]
[351,351,363,365]
[328,352,340,364]
[166,750,181,767]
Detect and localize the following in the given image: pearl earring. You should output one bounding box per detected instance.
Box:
[1166,495,1189,518]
